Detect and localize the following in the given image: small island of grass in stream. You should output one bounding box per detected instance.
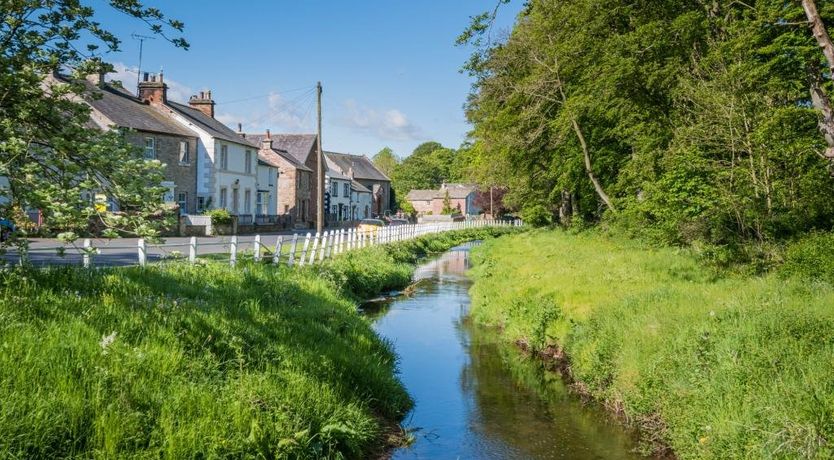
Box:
[468,229,834,459]
[0,227,516,459]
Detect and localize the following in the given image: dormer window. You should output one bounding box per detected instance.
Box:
[144,137,156,159]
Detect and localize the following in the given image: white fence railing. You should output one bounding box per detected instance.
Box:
[5,219,522,269]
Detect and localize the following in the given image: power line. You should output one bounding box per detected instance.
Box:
[215,85,316,105]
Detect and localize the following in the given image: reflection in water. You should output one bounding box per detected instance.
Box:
[364,243,638,459]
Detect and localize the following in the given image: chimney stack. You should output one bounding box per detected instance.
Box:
[261,129,273,150]
[188,89,215,118]
[138,71,167,105]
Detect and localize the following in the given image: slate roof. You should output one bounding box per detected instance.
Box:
[325,155,351,181]
[406,184,477,201]
[260,134,317,166]
[351,180,372,194]
[406,190,437,201]
[324,151,390,182]
[74,79,196,137]
[167,101,258,147]
[246,134,314,172]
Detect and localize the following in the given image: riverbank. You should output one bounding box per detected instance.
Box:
[468,229,834,458]
[0,227,517,459]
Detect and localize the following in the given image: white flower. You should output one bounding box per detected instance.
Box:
[99,331,117,353]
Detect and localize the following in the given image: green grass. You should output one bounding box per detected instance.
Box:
[0,227,517,459]
[468,229,834,459]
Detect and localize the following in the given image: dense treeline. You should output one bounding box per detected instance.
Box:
[462,0,834,251]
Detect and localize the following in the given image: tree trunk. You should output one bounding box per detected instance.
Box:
[571,119,616,212]
[558,189,572,226]
[802,0,834,160]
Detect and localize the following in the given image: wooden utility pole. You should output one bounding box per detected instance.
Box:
[316,81,324,233]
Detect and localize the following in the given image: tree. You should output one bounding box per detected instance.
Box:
[0,0,188,243]
[441,190,453,215]
[372,147,399,178]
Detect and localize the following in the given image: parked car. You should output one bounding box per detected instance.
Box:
[0,218,16,242]
[388,218,409,226]
[357,218,386,235]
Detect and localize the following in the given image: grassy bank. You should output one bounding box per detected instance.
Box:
[0,227,516,459]
[468,229,834,459]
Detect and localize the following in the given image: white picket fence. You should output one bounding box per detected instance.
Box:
[12,219,522,269]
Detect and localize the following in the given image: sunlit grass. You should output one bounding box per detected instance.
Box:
[469,229,834,459]
[0,227,517,459]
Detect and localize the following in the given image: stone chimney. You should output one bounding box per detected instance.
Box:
[85,70,106,87]
[188,89,215,118]
[138,71,167,105]
[261,129,273,150]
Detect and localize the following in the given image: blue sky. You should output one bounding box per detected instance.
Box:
[95,1,523,158]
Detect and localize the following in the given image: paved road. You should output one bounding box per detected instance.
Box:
[1,229,339,267]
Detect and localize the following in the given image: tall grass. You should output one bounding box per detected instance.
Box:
[468,229,834,459]
[0,227,517,459]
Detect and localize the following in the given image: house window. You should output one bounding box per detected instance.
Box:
[331,181,338,197]
[219,145,228,170]
[197,196,206,212]
[245,150,252,174]
[256,192,266,215]
[178,141,189,164]
[177,192,188,215]
[343,183,349,197]
[332,205,337,215]
[219,188,228,209]
[284,204,289,214]
[232,188,239,214]
[144,137,156,159]
[244,189,251,213]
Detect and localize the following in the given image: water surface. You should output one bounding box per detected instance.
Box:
[364,243,639,459]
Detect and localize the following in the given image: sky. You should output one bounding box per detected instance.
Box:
[93,1,523,159]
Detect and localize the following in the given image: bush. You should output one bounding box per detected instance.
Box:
[781,232,834,284]
[204,208,233,226]
[521,204,552,227]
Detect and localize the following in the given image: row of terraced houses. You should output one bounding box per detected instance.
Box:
[60,70,392,230]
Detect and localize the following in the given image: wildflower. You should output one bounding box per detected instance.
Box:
[99,331,117,353]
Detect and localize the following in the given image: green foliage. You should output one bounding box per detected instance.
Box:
[460,0,834,247]
[521,204,552,228]
[469,230,834,458]
[0,1,188,242]
[204,208,233,226]
[372,147,399,179]
[781,233,834,284]
[441,190,453,215]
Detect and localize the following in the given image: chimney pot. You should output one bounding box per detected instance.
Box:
[237,123,242,132]
[266,129,271,139]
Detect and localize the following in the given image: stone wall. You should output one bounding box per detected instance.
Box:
[126,131,198,214]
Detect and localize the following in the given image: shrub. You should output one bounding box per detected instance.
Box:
[781,232,834,284]
[521,204,552,227]
[204,208,233,226]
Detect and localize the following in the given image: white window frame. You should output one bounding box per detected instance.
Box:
[343,183,349,197]
[331,181,338,197]
[178,141,189,164]
[219,144,228,170]
[144,137,156,160]
[177,191,188,215]
[219,188,228,209]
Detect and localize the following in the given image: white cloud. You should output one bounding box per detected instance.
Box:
[216,91,317,134]
[338,99,422,141]
[105,62,193,103]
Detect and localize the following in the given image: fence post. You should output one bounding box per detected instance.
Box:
[335,229,343,255]
[320,231,329,261]
[299,232,311,266]
[273,236,283,264]
[189,236,197,263]
[326,231,333,258]
[83,238,92,268]
[349,229,355,250]
[308,232,320,265]
[137,238,146,267]
[230,235,238,267]
[288,234,299,267]
[253,235,261,262]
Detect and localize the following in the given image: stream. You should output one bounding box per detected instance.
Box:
[362,242,640,460]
